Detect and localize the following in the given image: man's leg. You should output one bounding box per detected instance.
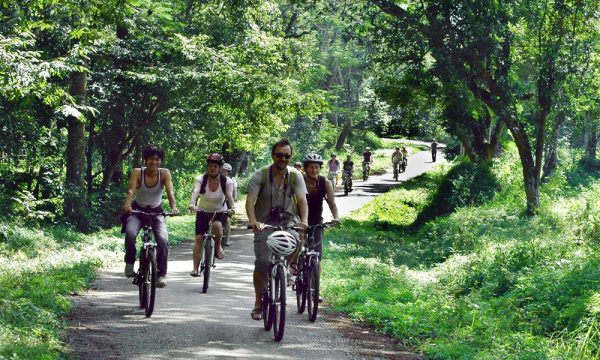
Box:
[124,215,143,276]
[152,215,169,278]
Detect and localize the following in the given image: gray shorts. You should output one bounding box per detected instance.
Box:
[254,226,300,273]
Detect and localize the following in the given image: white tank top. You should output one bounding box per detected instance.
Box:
[198,178,227,212]
[135,168,163,208]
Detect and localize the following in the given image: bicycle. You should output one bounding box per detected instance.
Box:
[400,157,407,173]
[294,222,332,322]
[342,169,353,195]
[393,162,400,181]
[250,224,300,342]
[130,210,176,317]
[362,162,370,181]
[196,210,228,293]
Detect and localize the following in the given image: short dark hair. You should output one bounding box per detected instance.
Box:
[271,138,293,156]
[143,144,164,160]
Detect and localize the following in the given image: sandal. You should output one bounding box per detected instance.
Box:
[251,307,262,321]
[216,249,225,259]
[189,270,199,277]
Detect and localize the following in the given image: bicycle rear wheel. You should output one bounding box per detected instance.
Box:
[202,238,213,293]
[272,265,286,342]
[295,261,306,314]
[307,257,321,322]
[145,248,157,317]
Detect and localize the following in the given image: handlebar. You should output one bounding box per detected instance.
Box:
[129,210,178,217]
[246,224,304,232]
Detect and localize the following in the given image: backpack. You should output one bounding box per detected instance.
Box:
[199,173,228,195]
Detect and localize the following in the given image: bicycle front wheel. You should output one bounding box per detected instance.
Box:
[296,263,306,314]
[307,257,321,322]
[272,265,286,342]
[137,252,146,309]
[145,248,157,317]
[202,239,213,293]
[262,289,272,331]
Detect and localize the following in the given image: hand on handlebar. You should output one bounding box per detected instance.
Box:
[249,221,264,232]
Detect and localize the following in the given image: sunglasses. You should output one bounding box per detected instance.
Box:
[274,152,292,159]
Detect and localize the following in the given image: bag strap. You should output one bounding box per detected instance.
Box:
[199,173,227,195]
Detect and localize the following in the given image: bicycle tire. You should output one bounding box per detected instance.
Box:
[296,261,306,314]
[262,289,272,331]
[145,248,157,317]
[272,265,286,342]
[202,237,213,293]
[137,252,145,309]
[307,257,321,322]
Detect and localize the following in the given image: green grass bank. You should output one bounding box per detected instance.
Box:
[321,147,600,359]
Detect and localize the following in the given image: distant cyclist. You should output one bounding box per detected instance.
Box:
[188,153,235,277]
[391,147,403,169]
[362,147,373,177]
[401,146,409,164]
[293,161,303,173]
[122,145,180,288]
[221,163,238,247]
[326,153,341,189]
[342,155,354,192]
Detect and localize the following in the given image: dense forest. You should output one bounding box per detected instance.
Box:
[1,0,600,358]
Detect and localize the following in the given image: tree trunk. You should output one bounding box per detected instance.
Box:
[542,116,564,181]
[584,115,597,162]
[86,115,95,195]
[64,71,87,224]
[335,118,352,151]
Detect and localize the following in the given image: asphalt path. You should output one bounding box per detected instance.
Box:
[67,147,444,360]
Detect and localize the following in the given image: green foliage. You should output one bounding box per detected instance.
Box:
[322,147,600,358]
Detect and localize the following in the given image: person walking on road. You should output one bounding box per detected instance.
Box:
[431,139,438,162]
[122,145,180,288]
[245,138,308,321]
[188,154,235,276]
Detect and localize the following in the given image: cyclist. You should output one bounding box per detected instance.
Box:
[303,154,340,252]
[342,155,354,192]
[188,153,235,277]
[326,153,340,189]
[246,138,308,321]
[362,147,373,177]
[122,145,179,288]
[293,161,303,172]
[391,147,403,174]
[401,146,409,165]
[221,163,238,247]
[431,139,438,162]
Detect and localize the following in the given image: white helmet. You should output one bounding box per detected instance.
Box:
[222,163,233,171]
[266,231,298,256]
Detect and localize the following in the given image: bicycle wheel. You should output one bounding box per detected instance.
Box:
[145,248,157,317]
[272,265,286,342]
[137,251,146,309]
[307,257,321,322]
[344,178,349,195]
[202,237,213,293]
[393,166,398,181]
[295,260,306,314]
[262,289,272,331]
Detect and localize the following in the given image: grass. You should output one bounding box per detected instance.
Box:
[321,147,600,359]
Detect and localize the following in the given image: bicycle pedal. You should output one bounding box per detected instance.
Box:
[132,277,139,285]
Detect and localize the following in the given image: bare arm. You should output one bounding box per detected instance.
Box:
[162,169,179,214]
[123,169,141,213]
[245,192,262,231]
[296,193,309,229]
[324,180,340,224]
[225,180,235,216]
[188,176,202,211]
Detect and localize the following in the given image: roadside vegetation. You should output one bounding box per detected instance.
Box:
[322,146,600,359]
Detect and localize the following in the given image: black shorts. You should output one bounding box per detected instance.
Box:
[195,211,227,236]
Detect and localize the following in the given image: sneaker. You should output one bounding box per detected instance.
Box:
[124,263,135,278]
[222,237,230,247]
[157,276,167,288]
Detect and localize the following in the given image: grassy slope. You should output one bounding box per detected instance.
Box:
[321,147,600,359]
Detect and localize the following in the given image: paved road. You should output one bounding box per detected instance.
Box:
[67,149,444,360]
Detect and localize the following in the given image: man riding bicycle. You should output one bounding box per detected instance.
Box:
[362,147,373,177]
[188,153,235,277]
[221,163,238,247]
[246,138,308,321]
[342,155,354,192]
[122,145,179,288]
[392,147,403,169]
